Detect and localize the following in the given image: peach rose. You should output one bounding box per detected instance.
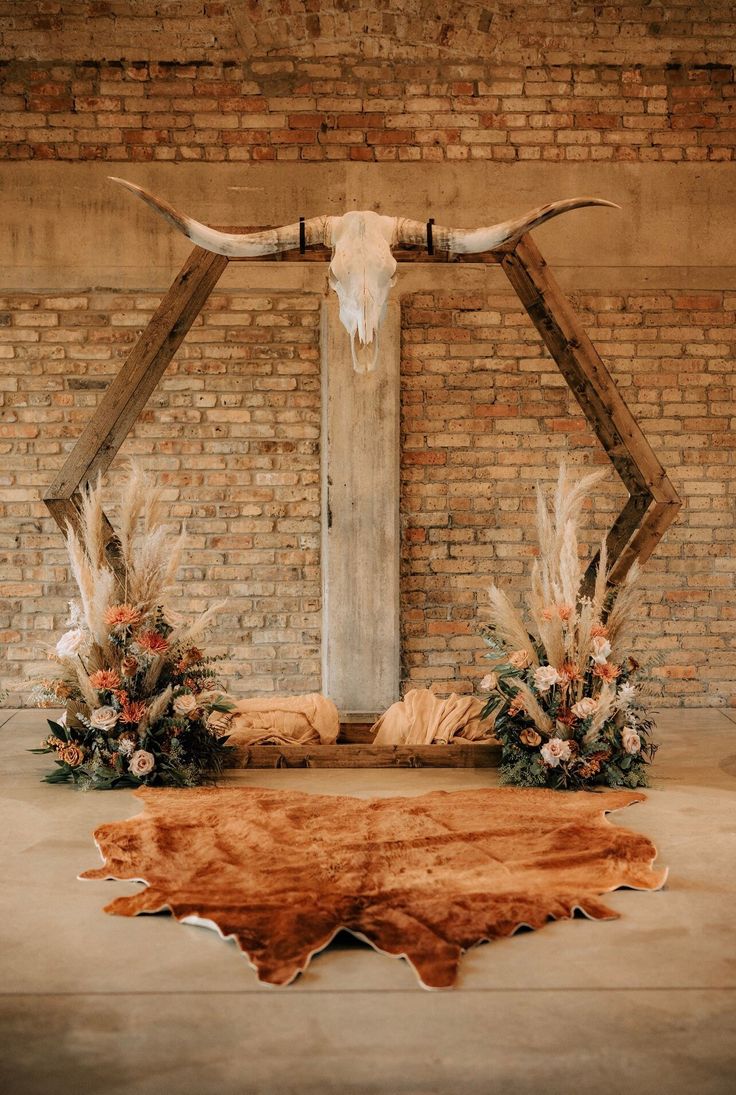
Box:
[89,705,119,732]
[571,697,598,720]
[129,749,155,777]
[479,673,498,692]
[508,649,531,670]
[519,728,542,747]
[622,727,641,755]
[173,693,198,717]
[533,664,561,693]
[540,737,572,767]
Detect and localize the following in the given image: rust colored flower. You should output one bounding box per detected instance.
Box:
[51,680,73,700]
[89,669,121,691]
[590,624,609,639]
[557,603,573,622]
[44,735,65,753]
[559,661,582,684]
[508,696,525,718]
[137,630,169,655]
[121,655,139,677]
[593,662,620,684]
[519,728,542,747]
[105,604,142,630]
[113,689,129,705]
[541,607,554,622]
[120,700,147,725]
[177,647,203,671]
[61,743,85,768]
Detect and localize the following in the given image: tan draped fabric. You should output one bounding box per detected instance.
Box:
[371,688,496,746]
[225,693,340,747]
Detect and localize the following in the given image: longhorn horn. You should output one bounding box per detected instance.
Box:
[396,198,619,254]
[109,177,330,257]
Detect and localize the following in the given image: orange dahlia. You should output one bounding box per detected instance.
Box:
[137,631,169,655]
[593,661,620,683]
[89,669,121,690]
[105,604,142,629]
[120,700,147,725]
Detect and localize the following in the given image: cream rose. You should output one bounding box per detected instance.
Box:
[571,697,598,720]
[540,737,572,767]
[479,673,498,692]
[590,636,612,664]
[519,728,542,747]
[89,705,119,732]
[509,649,531,670]
[622,727,641,755]
[533,664,561,693]
[129,749,155,777]
[173,693,198,717]
[55,628,86,659]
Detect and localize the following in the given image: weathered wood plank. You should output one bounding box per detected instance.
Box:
[500,233,681,581]
[228,743,501,769]
[45,247,228,505]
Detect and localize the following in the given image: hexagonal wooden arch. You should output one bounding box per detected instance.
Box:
[44,230,681,592]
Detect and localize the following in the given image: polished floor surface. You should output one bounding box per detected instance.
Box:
[1,707,735,1094]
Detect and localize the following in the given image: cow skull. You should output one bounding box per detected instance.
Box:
[110,178,617,373]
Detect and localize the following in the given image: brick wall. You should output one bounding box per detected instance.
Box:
[0,2,734,707]
[1,285,733,706]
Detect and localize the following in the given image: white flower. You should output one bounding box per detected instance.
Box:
[571,697,598,720]
[173,693,198,717]
[479,673,498,692]
[590,636,612,664]
[55,628,86,658]
[129,749,155,777]
[89,706,119,732]
[118,738,135,756]
[533,665,561,693]
[540,737,573,767]
[622,727,641,755]
[617,682,637,707]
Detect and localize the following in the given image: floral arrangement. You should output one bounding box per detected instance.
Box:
[32,464,233,789]
[479,464,658,790]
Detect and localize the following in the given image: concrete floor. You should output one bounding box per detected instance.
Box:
[1,707,735,1095]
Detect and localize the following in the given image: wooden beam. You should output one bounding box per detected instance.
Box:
[499,233,681,581]
[45,247,228,507]
[228,742,501,769]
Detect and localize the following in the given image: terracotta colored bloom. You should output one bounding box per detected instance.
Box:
[120,700,147,725]
[113,689,129,705]
[61,743,85,768]
[44,735,65,753]
[177,647,203,671]
[50,680,73,700]
[557,603,573,622]
[137,630,169,655]
[519,728,542,747]
[121,655,139,677]
[89,669,121,691]
[508,695,525,718]
[105,604,142,630]
[541,607,554,622]
[559,661,581,684]
[593,661,620,684]
[590,624,609,639]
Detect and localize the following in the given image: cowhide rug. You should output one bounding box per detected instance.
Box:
[80,786,666,989]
